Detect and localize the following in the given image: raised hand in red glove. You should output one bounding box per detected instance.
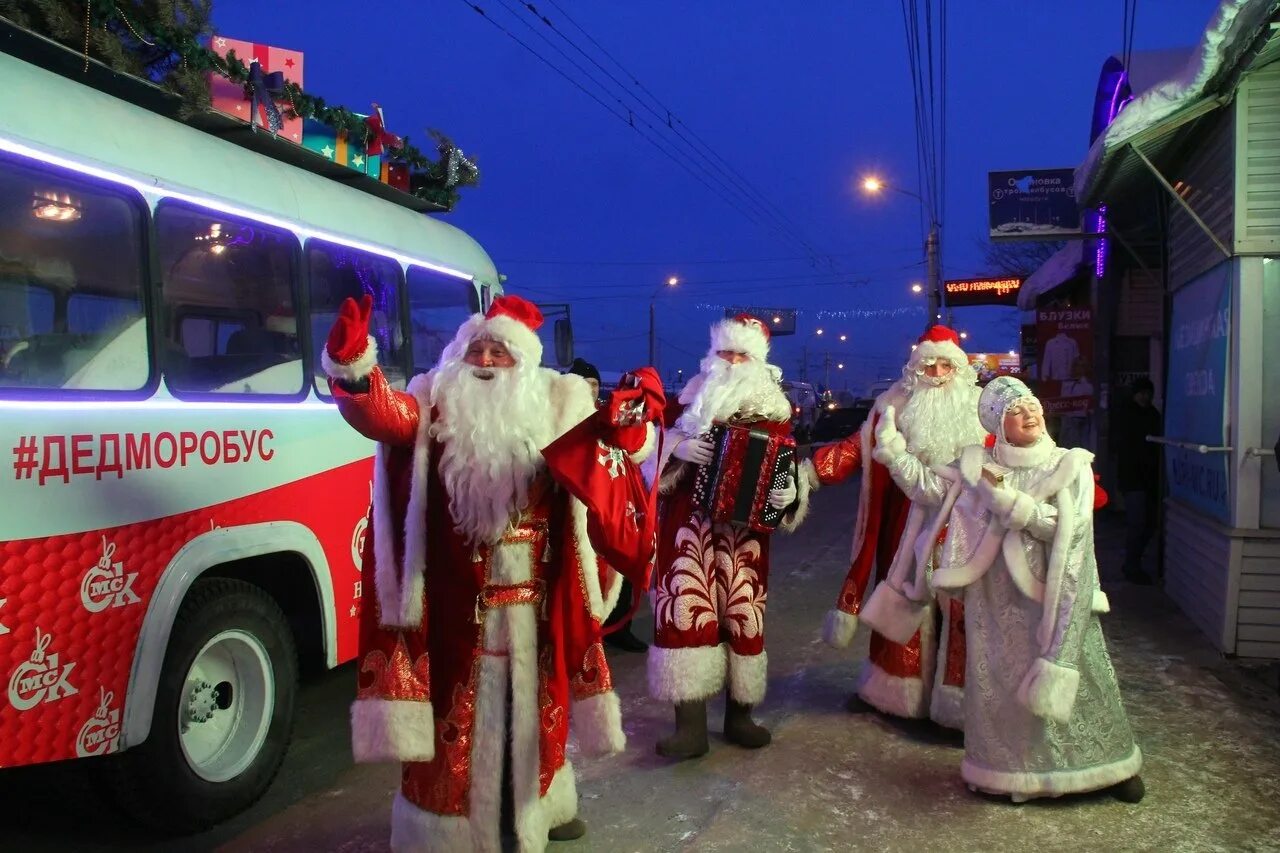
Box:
[325,294,374,369]
[601,366,665,454]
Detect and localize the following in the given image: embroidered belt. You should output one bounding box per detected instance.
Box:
[474,578,546,622]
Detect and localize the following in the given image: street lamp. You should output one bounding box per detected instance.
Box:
[815,328,824,336]
[959,331,968,340]
[911,282,923,294]
[861,173,941,331]
[839,334,847,342]
[649,276,679,366]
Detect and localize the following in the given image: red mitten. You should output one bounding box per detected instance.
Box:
[327,294,374,365]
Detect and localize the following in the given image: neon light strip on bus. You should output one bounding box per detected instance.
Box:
[0,399,336,411]
[0,135,477,283]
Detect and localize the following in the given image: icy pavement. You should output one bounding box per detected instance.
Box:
[3,479,1278,852]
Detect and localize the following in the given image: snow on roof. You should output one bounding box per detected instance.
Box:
[1017,242,1086,310]
[1075,0,1276,201]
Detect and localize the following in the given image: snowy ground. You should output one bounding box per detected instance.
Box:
[3,478,1279,852]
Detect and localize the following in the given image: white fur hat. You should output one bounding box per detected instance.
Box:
[911,324,967,367]
[442,294,544,366]
[710,313,770,362]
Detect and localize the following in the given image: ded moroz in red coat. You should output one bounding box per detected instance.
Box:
[329,356,652,852]
[806,382,969,727]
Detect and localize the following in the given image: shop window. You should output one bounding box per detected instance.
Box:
[406,266,479,373]
[0,153,149,393]
[307,239,406,393]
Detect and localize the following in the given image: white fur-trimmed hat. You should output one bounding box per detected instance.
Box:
[911,324,967,367]
[443,294,544,366]
[710,313,770,362]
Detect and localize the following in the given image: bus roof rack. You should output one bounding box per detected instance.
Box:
[0,16,448,214]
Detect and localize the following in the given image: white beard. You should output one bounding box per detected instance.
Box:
[897,377,986,467]
[675,354,791,436]
[430,358,554,545]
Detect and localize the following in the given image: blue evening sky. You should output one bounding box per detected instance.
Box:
[214,1,1217,392]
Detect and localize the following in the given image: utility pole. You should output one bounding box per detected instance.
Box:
[823,352,832,389]
[926,223,940,330]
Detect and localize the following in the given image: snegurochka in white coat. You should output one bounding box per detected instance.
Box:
[869,376,1145,804]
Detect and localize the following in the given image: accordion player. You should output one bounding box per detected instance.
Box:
[691,421,798,532]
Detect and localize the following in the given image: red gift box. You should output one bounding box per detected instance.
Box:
[380,161,410,191]
[209,36,305,144]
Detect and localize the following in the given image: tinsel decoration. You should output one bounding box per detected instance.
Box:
[0,0,479,209]
[245,59,284,134]
[434,131,479,189]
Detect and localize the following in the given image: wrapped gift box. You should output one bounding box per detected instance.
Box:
[692,421,796,532]
[380,161,410,191]
[302,119,382,176]
[209,35,305,144]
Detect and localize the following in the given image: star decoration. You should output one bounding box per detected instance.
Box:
[215,37,227,48]
[235,104,243,112]
[321,144,335,159]
[353,154,365,168]
[285,57,295,68]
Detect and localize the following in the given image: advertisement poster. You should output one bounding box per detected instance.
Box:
[1035,306,1094,415]
[969,352,1021,384]
[989,169,1081,239]
[1165,264,1232,523]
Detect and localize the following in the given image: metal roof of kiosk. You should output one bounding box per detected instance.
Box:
[0,50,500,290]
[1076,0,1280,210]
[1017,242,1087,311]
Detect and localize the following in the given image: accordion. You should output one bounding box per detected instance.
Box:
[692,422,797,532]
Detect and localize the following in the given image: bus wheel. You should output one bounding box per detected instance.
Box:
[104,577,298,834]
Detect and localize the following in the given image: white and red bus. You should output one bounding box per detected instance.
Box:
[0,51,500,830]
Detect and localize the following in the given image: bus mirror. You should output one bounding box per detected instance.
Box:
[554,317,574,367]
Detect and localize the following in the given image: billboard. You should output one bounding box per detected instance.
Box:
[724,307,796,336]
[989,169,1081,240]
[1164,264,1231,523]
[1035,306,1094,416]
[969,352,1021,384]
[944,276,1023,307]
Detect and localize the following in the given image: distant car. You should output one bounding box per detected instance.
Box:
[782,379,819,442]
[810,400,872,444]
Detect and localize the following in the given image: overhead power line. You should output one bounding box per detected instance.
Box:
[457,0,801,244]
[522,0,827,265]
[456,0,835,265]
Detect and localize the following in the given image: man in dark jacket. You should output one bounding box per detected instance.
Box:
[566,358,648,653]
[1116,378,1162,584]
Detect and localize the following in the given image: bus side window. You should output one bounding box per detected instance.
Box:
[307,239,407,394]
[406,266,479,374]
[0,152,149,394]
[154,201,303,398]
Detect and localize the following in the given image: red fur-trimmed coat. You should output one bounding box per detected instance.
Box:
[333,365,647,852]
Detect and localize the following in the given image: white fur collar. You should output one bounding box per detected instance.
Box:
[994,435,1058,469]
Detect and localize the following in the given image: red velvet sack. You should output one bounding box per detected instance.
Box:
[542,369,666,591]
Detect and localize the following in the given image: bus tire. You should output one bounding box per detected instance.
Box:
[103,577,298,834]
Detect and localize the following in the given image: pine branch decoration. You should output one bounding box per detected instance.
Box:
[1,0,477,209]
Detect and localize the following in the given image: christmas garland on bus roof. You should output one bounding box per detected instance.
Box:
[0,0,479,210]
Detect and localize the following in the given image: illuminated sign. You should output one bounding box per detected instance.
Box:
[943,277,1023,308]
